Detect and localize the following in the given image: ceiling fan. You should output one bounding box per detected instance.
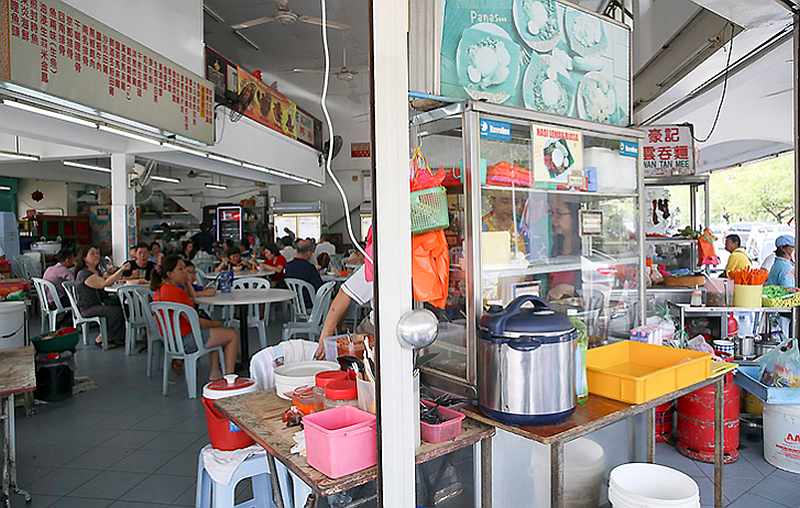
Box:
[292,47,362,81]
[231,0,350,31]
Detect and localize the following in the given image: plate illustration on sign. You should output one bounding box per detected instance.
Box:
[440,0,630,127]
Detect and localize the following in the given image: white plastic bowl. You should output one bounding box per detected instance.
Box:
[273,361,340,399]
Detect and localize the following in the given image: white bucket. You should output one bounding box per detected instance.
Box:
[0,301,25,350]
[528,438,606,508]
[763,403,800,473]
[608,463,700,508]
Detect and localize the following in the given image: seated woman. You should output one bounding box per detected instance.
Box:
[316,252,331,274]
[74,246,129,348]
[215,246,255,273]
[181,240,196,261]
[152,255,239,380]
[260,243,286,285]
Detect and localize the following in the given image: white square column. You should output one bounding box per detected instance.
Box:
[111,153,135,266]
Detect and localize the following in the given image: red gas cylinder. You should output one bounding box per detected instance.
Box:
[676,374,739,463]
[655,402,674,443]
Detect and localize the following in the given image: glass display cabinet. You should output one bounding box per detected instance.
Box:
[411,101,646,396]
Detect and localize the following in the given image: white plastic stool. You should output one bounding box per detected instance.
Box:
[195,447,273,508]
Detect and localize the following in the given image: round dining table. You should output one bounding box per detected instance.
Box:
[204,270,274,280]
[104,281,150,293]
[194,288,294,366]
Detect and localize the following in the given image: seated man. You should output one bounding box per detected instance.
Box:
[122,242,158,281]
[215,246,256,273]
[42,247,76,310]
[284,239,324,308]
[723,234,751,277]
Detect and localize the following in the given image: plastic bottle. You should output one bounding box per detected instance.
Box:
[690,285,702,307]
[727,313,739,338]
[569,312,588,404]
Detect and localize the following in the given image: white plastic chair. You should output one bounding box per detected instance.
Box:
[117,285,151,356]
[281,281,335,342]
[31,278,72,334]
[151,301,225,399]
[284,278,316,321]
[62,281,108,349]
[138,292,164,379]
[233,277,270,351]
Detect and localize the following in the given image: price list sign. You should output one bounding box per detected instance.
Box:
[642,124,696,177]
[0,0,214,144]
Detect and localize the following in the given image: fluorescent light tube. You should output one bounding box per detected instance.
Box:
[307,180,323,187]
[0,185,11,191]
[205,183,228,190]
[151,175,181,184]
[273,171,307,183]
[242,162,269,172]
[162,142,207,157]
[63,161,111,173]
[2,100,97,128]
[98,125,161,146]
[0,151,39,161]
[208,153,243,166]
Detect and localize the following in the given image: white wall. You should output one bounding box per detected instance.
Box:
[62,0,204,75]
[17,179,69,218]
[280,170,365,240]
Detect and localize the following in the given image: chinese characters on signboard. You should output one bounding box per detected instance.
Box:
[642,125,696,177]
[0,0,215,144]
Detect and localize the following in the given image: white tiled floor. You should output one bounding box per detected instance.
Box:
[12,319,800,508]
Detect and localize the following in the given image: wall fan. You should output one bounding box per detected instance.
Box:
[231,0,350,31]
[217,82,257,122]
[130,160,156,203]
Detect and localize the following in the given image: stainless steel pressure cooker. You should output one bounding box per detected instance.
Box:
[478,295,577,425]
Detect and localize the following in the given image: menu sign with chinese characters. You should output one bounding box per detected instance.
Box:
[0,0,215,144]
[642,125,696,177]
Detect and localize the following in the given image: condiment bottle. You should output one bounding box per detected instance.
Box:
[323,380,358,408]
[690,285,702,307]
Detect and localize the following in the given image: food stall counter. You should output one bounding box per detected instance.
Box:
[214,391,495,505]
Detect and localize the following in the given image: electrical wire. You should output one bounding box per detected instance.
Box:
[319,0,372,264]
[693,23,734,144]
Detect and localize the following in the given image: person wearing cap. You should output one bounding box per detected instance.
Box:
[767,235,796,288]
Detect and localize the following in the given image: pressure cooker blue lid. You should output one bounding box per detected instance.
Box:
[480,295,575,338]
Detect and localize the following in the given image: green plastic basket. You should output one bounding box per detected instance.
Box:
[410,186,449,234]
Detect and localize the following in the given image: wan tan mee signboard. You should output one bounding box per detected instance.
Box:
[642,124,696,177]
[0,0,215,144]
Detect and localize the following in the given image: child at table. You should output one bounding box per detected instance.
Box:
[184,261,216,297]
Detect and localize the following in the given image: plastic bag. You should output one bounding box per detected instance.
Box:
[759,339,800,387]
[410,147,445,192]
[411,230,450,308]
[686,335,717,359]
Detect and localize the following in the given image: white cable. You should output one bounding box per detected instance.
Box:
[319,0,372,264]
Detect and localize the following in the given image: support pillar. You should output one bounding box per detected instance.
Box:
[111,153,135,266]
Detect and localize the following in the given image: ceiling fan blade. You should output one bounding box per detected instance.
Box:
[292,68,325,74]
[299,16,351,30]
[231,16,276,30]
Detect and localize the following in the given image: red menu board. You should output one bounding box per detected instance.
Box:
[0,0,215,144]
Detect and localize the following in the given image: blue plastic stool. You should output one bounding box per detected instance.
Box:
[195,446,274,508]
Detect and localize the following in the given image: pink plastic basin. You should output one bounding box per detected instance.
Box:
[303,406,377,478]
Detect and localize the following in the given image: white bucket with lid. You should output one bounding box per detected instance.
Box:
[608,463,699,508]
[527,438,606,507]
[0,301,25,350]
[763,403,800,473]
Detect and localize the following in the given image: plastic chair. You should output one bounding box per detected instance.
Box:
[284,278,316,322]
[140,293,164,379]
[31,278,72,334]
[195,444,289,508]
[233,277,270,351]
[151,301,225,399]
[62,281,109,349]
[281,282,335,342]
[117,285,151,356]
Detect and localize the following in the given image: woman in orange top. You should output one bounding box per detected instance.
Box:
[152,255,239,380]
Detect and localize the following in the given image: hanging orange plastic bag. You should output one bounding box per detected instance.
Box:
[412,230,450,309]
[698,228,720,267]
[410,147,445,191]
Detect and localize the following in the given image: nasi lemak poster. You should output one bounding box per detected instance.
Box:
[440,0,631,127]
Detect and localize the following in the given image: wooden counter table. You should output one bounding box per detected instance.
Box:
[215,391,495,506]
[463,371,730,508]
[0,346,36,508]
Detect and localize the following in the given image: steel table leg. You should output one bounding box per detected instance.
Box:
[550,442,564,508]
[266,454,286,508]
[1,397,10,508]
[238,305,250,369]
[481,437,492,508]
[7,396,30,504]
[714,377,724,508]
[647,407,656,463]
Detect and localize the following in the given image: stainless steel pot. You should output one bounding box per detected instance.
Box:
[478,296,576,425]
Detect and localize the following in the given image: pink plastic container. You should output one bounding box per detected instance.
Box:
[303,406,377,478]
[420,400,465,444]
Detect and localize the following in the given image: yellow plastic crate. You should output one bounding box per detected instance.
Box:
[586,341,712,404]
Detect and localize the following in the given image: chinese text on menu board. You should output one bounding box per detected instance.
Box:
[642,125,695,177]
[4,0,214,143]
